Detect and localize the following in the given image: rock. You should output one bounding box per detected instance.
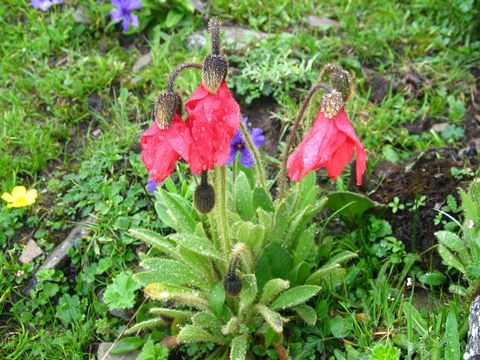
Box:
[72,5,91,24]
[92,129,102,138]
[22,216,96,296]
[363,68,390,104]
[465,295,480,360]
[430,122,449,133]
[19,240,44,264]
[132,52,152,72]
[306,15,340,28]
[187,26,274,51]
[97,342,140,360]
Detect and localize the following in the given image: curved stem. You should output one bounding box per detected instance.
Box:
[277,82,332,200]
[239,120,267,189]
[166,62,202,92]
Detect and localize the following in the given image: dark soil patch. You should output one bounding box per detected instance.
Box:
[243,96,280,158]
[371,147,478,268]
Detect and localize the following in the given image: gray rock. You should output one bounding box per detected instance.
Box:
[72,5,91,25]
[19,240,44,264]
[97,342,140,360]
[431,122,449,133]
[132,52,152,72]
[306,15,340,28]
[465,295,480,360]
[22,216,96,296]
[187,26,274,51]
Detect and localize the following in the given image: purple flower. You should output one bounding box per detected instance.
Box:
[147,179,157,194]
[227,117,265,168]
[31,0,62,11]
[110,0,143,33]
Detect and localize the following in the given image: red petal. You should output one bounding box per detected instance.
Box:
[287,107,366,185]
[334,108,367,185]
[185,81,240,173]
[140,114,189,182]
[287,111,343,182]
[325,138,354,180]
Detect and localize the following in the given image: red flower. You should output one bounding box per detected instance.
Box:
[185,80,240,174]
[140,114,192,183]
[287,107,366,185]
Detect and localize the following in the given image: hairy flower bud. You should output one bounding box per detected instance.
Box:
[223,256,242,297]
[330,70,353,101]
[320,64,353,101]
[202,53,228,94]
[320,90,344,119]
[154,90,181,129]
[194,171,215,214]
[223,271,242,297]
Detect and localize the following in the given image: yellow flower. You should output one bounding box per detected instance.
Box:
[1,186,38,208]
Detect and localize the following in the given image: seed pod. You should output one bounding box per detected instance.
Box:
[202,53,228,94]
[154,90,181,129]
[223,271,242,297]
[194,182,215,214]
[194,171,215,214]
[320,90,344,119]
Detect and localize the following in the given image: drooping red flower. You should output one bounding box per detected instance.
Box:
[185,80,240,174]
[140,114,192,183]
[287,107,366,185]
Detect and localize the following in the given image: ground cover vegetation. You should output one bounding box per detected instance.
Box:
[0,0,479,359]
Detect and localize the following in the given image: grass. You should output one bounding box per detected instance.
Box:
[0,0,478,358]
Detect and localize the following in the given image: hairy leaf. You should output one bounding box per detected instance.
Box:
[230,334,248,360]
[260,278,290,305]
[144,283,209,310]
[128,228,178,258]
[235,171,254,220]
[270,285,320,311]
[294,304,317,326]
[177,325,226,344]
[124,318,166,335]
[169,233,223,260]
[255,304,284,334]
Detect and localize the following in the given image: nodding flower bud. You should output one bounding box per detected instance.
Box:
[320,64,353,101]
[223,257,242,297]
[320,90,344,119]
[194,171,215,214]
[154,90,181,129]
[202,53,228,94]
[330,70,353,101]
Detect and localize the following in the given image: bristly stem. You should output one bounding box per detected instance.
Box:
[278,82,332,200]
[166,62,202,92]
[200,170,208,186]
[239,120,267,189]
[209,18,221,55]
[214,165,230,257]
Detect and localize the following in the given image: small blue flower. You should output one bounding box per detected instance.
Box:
[31,0,62,11]
[147,179,157,194]
[227,117,265,168]
[110,0,143,33]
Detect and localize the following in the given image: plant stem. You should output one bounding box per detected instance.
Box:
[277,82,332,200]
[239,120,267,189]
[208,18,221,55]
[214,165,230,257]
[166,62,202,92]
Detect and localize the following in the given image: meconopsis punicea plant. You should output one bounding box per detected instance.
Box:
[128,18,366,359]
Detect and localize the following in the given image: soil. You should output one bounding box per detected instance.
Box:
[371,147,478,267]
